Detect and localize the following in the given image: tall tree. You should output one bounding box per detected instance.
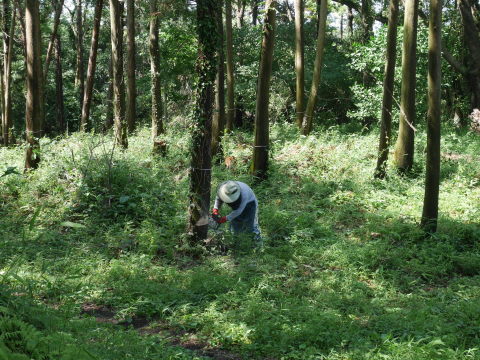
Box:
[149,0,165,154]
[252,0,276,179]
[252,0,259,25]
[43,0,64,80]
[301,0,328,135]
[374,0,399,178]
[188,0,219,242]
[236,0,246,27]
[2,0,16,146]
[55,34,65,133]
[126,0,136,133]
[421,0,442,232]
[393,0,419,172]
[211,3,226,157]
[75,0,85,109]
[109,0,128,148]
[24,0,44,170]
[457,0,480,109]
[80,0,104,132]
[225,0,235,132]
[294,0,305,129]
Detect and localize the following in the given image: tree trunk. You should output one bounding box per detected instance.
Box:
[301,0,328,135]
[149,0,165,155]
[80,0,103,132]
[55,34,65,133]
[105,56,114,132]
[188,0,219,242]
[236,0,246,27]
[421,0,442,233]
[374,0,399,178]
[361,0,373,42]
[347,6,353,36]
[252,0,276,179]
[285,0,294,22]
[126,0,136,133]
[458,0,480,109]
[24,0,43,170]
[2,0,16,146]
[109,0,128,148]
[294,0,305,129]
[75,0,85,110]
[393,0,418,172]
[252,0,259,25]
[225,0,235,132]
[212,4,226,157]
[44,0,64,80]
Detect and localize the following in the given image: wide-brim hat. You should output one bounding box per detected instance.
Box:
[218,181,240,203]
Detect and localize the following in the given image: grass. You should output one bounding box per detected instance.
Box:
[0,122,479,359]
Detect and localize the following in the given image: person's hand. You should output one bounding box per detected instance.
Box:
[212,208,219,216]
[217,216,227,224]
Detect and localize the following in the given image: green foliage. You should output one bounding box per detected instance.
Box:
[1,125,480,359]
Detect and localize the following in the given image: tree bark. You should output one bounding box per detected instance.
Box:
[149,0,165,155]
[2,1,16,146]
[211,4,226,157]
[126,0,136,133]
[225,0,235,132]
[393,0,419,172]
[301,0,328,135]
[252,0,259,25]
[252,0,276,179]
[24,0,44,170]
[458,0,480,109]
[236,0,246,27]
[75,0,85,110]
[374,0,399,178]
[294,0,305,129]
[109,0,128,148]
[421,0,442,233]
[80,0,103,132]
[188,0,219,242]
[347,6,353,36]
[44,0,64,80]
[55,34,65,133]
[361,0,373,42]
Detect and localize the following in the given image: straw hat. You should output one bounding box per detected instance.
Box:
[218,181,240,203]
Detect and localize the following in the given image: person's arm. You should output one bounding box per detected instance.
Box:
[226,200,248,221]
[213,196,223,212]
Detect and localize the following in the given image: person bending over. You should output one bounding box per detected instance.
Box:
[212,180,262,243]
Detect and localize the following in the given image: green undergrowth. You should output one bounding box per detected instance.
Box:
[1,123,479,359]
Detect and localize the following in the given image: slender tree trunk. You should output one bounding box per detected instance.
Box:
[252,0,276,179]
[294,0,305,129]
[348,6,353,36]
[188,0,219,242]
[285,0,294,22]
[24,0,43,170]
[252,0,259,25]
[393,0,419,172]
[2,1,16,146]
[44,0,64,80]
[340,14,344,39]
[75,0,85,110]
[421,0,442,233]
[109,0,128,148]
[374,0,399,178]
[458,0,480,109]
[236,0,246,27]
[225,0,235,132]
[55,34,65,133]
[361,0,373,42]
[80,0,103,132]
[212,4,226,157]
[126,0,136,133]
[301,0,328,135]
[149,0,165,155]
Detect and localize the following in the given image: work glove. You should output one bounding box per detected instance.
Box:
[212,208,219,216]
[212,213,227,224]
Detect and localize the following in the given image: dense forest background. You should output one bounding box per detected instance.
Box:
[0,0,479,359]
